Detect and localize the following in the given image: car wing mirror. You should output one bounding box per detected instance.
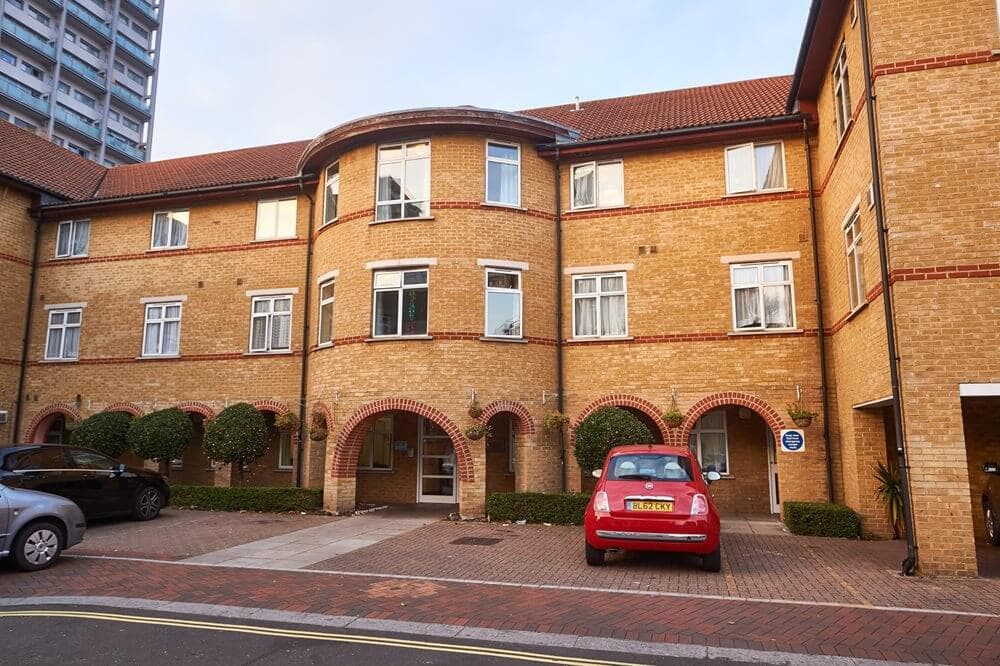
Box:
[705,471,721,484]
[984,462,999,474]
[591,469,602,479]
[114,463,127,474]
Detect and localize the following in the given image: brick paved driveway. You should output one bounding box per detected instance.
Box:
[75,509,338,559]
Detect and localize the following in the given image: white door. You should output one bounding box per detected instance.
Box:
[766,431,780,514]
[418,417,457,503]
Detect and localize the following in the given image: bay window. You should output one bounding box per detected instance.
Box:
[572,273,628,338]
[571,160,624,210]
[731,262,795,331]
[372,269,428,337]
[485,141,520,206]
[376,141,430,221]
[249,295,292,352]
[724,142,785,194]
[484,269,522,338]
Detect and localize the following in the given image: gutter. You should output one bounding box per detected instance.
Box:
[858,0,918,576]
[295,179,317,487]
[802,119,835,503]
[12,202,42,444]
[553,147,566,492]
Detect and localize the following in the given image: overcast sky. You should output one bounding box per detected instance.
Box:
[150,0,811,160]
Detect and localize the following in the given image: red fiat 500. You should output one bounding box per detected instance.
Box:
[584,445,722,571]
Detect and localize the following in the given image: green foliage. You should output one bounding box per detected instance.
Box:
[128,408,192,462]
[573,407,654,473]
[786,403,818,420]
[464,423,491,441]
[662,408,684,428]
[202,402,268,469]
[542,412,569,431]
[783,501,861,538]
[70,411,132,458]
[873,461,903,539]
[169,485,323,513]
[486,492,591,525]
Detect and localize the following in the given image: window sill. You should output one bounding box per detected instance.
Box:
[135,354,181,360]
[727,328,802,336]
[568,336,633,343]
[54,254,88,260]
[148,245,188,252]
[321,218,339,227]
[845,301,868,322]
[568,204,629,214]
[833,118,854,154]
[243,350,294,356]
[480,202,525,211]
[275,468,293,473]
[39,358,78,363]
[364,335,433,342]
[357,468,394,474]
[479,336,528,344]
[252,236,298,243]
[368,216,435,226]
[721,187,791,199]
[315,342,334,350]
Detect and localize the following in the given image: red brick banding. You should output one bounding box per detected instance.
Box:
[332,398,472,482]
[679,392,786,446]
[24,403,83,442]
[479,400,536,437]
[102,402,144,417]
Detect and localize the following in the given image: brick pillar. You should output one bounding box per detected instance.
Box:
[843,409,895,539]
[459,440,486,517]
[324,476,357,514]
[212,462,233,487]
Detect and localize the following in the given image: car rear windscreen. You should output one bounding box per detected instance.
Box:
[608,454,694,481]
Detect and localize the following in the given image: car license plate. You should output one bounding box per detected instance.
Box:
[626,500,673,512]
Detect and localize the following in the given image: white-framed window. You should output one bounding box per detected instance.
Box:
[358,414,393,470]
[141,302,182,357]
[372,269,428,337]
[376,140,430,221]
[151,210,189,249]
[45,309,82,360]
[278,431,293,470]
[724,141,786,194]
[317,279,335,346]
[572,272,628,338]
[833,42,852,139]
[255,197,297,240]
[689,409,729,476]
[844,207,865,312]
[484,268,522,338]
[55,219,89,258]
[731,262,796,331]
[323,162,339,225]
[249,295,292,353]
[571,160,624,210]
[485,140,520,206]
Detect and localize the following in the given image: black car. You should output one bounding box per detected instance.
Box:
[0,444,169,521]
[984,462,1000,546]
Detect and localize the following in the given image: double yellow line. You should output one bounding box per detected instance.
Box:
[0,610,650,665]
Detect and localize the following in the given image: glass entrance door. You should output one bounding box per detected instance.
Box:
[418,417,456,503]
[766,431,780,514]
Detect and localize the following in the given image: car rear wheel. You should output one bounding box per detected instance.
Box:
[585,541,605,566]
[986,504,1000,546]
[12,521,64,571]
[701,546,722,572]
[132,486,164,521]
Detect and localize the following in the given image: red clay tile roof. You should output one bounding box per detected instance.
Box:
[0,120,106,200]
[92,139,310,200]
[520,75,794,141]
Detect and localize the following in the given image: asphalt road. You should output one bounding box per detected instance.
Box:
[0,606,757,665]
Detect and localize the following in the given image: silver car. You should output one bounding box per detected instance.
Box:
[0,482,86,571]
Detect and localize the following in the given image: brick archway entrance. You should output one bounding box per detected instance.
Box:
[480,400,536,495]
[678,392,786,445]
[25,403,82,443]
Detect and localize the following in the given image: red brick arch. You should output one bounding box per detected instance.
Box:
[571,394,668,443]
[679,392,786,445]
[332,398,472,482]
[25,403,83,443]
[175,401,217,420]
[102,402,144,417]
[253,399,290,416]
[479,400,535,437]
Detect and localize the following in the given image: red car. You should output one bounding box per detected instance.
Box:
[584,444,722,571]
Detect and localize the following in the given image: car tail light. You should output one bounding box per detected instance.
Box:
[593,491,610,514]
[691,493,709,516]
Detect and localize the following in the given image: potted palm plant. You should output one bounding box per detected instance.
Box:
[874,461,903,539]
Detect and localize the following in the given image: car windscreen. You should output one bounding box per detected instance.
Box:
[607,454,694,481]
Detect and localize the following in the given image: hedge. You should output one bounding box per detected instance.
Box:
[783,501,861,538]
[169,485,323,513]
[486,492,591,525]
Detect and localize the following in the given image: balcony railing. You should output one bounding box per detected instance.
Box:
[111,82,150,117]
[55,104,101,139]
[1,18,57,60]
[126,0,159,24]
[115,33,153,68]
[66,1,112,40]
[60,51,106,89]
[106,132,145,161]
[0,74,49,114]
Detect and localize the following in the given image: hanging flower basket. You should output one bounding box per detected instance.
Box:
[792,416,814,428]
[464,423,491,441]
[309,424,328,441]
[274,411,300,432]
[662,409,684,429]
[467,397,483,420]
[543,412,569,432]
[786,403,817,429]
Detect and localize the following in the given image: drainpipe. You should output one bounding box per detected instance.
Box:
[13,203,42,444]
[295,181,316,487]
[858,0,917,576]
[802,120,834,503]
[554,147,566,492]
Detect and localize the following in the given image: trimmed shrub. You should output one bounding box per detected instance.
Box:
[128,408,193,463]
[169,485,322,513]
[783,501,861,538]
[486,492,591,525]
[70,411,132,458]
[203,402,268,480]
[573,407,655,474]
